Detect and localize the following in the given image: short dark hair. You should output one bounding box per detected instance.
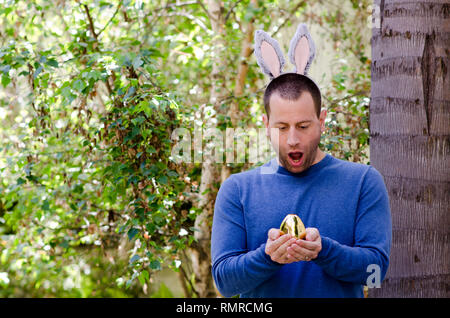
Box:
[263,73,322,118]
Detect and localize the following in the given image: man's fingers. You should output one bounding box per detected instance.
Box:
[266,227,321,263]
[266,232,290,255]
[268,228,282,241]
[305,227,319,241]
[294,239,317,251]
[287,244,316,260]
[272,237,296,261]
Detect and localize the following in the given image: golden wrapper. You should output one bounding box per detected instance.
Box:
[279,214,306,239]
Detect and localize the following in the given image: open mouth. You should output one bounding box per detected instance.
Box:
[288,152,303,166]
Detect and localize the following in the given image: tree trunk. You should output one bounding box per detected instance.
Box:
[188,0,225,298]
[370,0,449,297]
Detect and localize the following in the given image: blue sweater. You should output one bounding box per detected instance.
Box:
[211,154,392,298]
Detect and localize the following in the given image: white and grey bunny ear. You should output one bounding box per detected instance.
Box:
[254,30,285,79]
[288,24,316,75]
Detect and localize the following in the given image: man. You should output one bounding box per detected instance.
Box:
[210,73,392,297]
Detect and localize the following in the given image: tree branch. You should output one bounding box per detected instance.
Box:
[324,90,369,105]
[83,4,98,40]
[97,1,123,38]
[178,263,199,298]
[165,11,209,32]
[224,0,243,22]
[270,0,306,38]
[155,0,198,11]
[81,4,114,96]
[196,0,212,20]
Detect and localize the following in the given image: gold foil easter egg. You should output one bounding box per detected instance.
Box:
[279,214,306,239]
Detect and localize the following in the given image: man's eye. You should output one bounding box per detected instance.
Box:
[300,125,309,129]
[279,127,287,131]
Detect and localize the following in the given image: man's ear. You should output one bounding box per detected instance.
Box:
[319,109,327,132]
[262,113,270,137]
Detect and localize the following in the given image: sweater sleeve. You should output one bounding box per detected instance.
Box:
[211,175,283,297]
[313,166,392,285]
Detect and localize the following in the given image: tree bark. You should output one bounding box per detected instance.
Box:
[370,0,449,297]
[188,0,225,298]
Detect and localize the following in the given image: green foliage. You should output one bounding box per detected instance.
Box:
[0,0,372,297]
[0,0,195,297]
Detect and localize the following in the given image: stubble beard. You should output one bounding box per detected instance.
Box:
[273,135,322,174]
[279,146,318,173]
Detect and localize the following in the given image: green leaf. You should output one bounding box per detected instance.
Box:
[138,270,149,285]
[146,193,156,202]
[33,65,43,79]
[149,259,161,270]
[157,175,168,185]
[127,227,139,241]
[1,74,10,87]
[124,86,136,100]
[3,7,13,16]
[131,116,145,125]
[132,56,143,69]
[46,59,59,68]
[166,170,178,177]
[42,200,50,211]
[141,270,149,282]
[130,254,140,263]
[72,79,86,92]
[59,240,69,249]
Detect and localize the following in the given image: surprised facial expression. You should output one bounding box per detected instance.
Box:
[263,91,326,174]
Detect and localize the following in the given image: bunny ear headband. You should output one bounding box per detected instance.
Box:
[254,23,316,81]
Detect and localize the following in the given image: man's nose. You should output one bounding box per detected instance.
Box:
[286,128,300,147]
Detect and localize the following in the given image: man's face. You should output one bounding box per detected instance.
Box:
[262,91,326,174]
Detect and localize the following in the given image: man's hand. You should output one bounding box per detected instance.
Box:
[265,228,297,264]
[265,228,322,264]
[286,228,322,262]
